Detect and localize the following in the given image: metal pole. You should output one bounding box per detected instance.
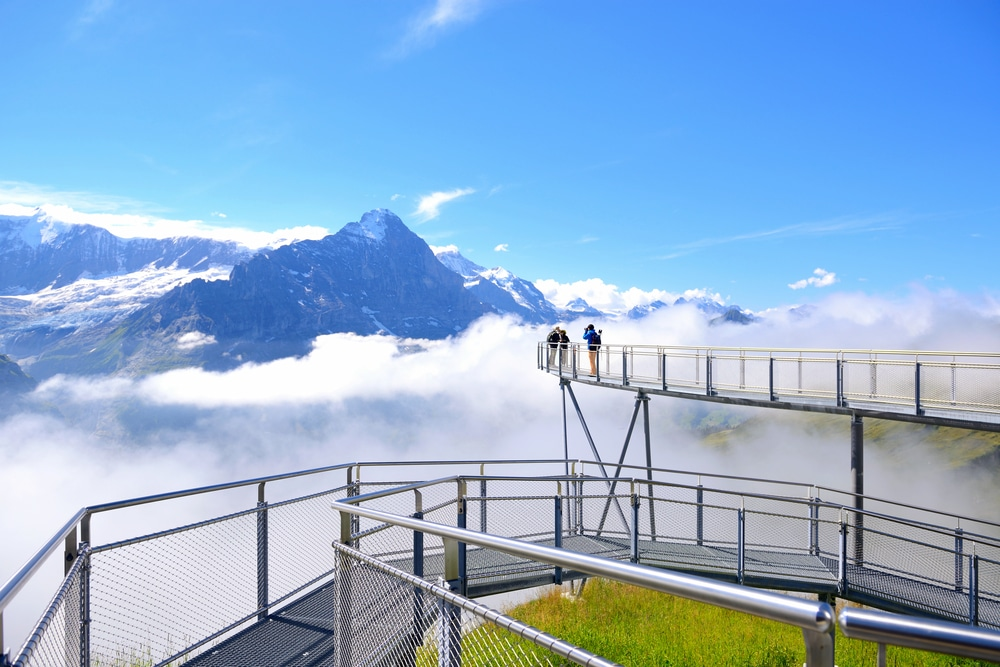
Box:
[915,361,923,415]
[457,484,467,597]
[78,544,90,667]
[561,380,570,477]
[851,414,865,566]
[554,495,564,584]
[696,484,704,546]
[969,553,980,626]
[641,395,656,541]
[839,512,848,596]
[955,527,964,591]
[630,491,640,564]
[737,507,745,585]
[256,497,269,621]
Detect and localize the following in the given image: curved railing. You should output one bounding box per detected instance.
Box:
[539,343,1000,427]
[3,459,1000,667]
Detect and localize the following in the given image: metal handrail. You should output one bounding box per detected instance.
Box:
[838,606,1000,663]
[543,341,1000,360]
[331,501,837,666]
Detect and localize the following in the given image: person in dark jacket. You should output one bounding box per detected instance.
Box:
[558,328,571,367]
[546,327,561,366]
[583,324,602,374]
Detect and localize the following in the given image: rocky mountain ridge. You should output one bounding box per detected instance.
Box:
[0,208,752,378]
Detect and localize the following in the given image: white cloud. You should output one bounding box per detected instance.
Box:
[430,244,459,255]
[658,213,904,260]
[413,188,475,222]
[391,0,491,57]
[391,193,403,201]
[788,268,838,290]
[5,292,1000,648]
[0,200,329,249]
[494,243,509,252]
[211,211,227,219]
[176,332,217,351]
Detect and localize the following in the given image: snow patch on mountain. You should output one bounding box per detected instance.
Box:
[344,208,392,243]
[8,265,231,330]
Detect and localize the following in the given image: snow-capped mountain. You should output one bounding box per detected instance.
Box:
[0,207,760,379]
[433,246,560,324]
[0,210,251,293]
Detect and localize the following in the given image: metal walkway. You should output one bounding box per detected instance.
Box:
[5,461,1000,666]
[538,343,1000,431]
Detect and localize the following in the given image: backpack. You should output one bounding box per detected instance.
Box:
[593,332,602,346]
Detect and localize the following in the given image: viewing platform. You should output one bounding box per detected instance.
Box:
[537,342,1000,431]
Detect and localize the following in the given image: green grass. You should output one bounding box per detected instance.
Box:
[502,579,992,667]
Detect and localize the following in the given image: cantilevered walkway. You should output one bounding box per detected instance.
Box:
[537,342,1000,430]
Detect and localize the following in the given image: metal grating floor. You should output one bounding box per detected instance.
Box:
[182,533,1000,666]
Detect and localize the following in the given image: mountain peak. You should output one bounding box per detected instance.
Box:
[343,208,403,243]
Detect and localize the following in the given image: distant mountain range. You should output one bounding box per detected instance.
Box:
[0,208,756,382]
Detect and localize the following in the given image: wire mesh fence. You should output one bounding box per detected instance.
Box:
[331,541,619,667]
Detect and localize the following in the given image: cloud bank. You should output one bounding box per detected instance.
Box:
[2,289,999,646]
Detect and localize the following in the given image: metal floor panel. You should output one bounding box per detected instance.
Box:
[183,583,338,667]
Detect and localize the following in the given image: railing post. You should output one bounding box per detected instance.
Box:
[438,582,462,667]
[809,496,820,556]
[661,349,668,391]
[769,355,777,401]
[630,488,640,564]
[412,495,426,667]
[440,541,462,667]
[696,484,704,547]
[78,543,90,667]
[737,505,745,584]
[955,527,964,591]
[838,512,848,596]
[836,358,844,407]
[334,543,353,667]
[706,350,713,396]
[480,477,487,533]
[554,493,564,584]
[915,361,924,415]
[969,553,980,626]
[256,483,269,621]
[347,467,360,541]
[457,481,467,597]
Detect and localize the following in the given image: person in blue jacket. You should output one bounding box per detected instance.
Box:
[583,324,602,374]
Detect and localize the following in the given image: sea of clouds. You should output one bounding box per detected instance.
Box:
[2,286,999,647]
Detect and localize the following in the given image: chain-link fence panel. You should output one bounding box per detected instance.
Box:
[772,355,837,400]
[265,487,351,605]
[709,352,773,396]
[14,548,86,667]
[919,361,1000,414]
[975,557,1000,630]
[331,542,619,667]
[87,508,260,667]
[846,511,973,624]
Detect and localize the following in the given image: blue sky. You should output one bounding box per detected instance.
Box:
[1,0,998,310]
